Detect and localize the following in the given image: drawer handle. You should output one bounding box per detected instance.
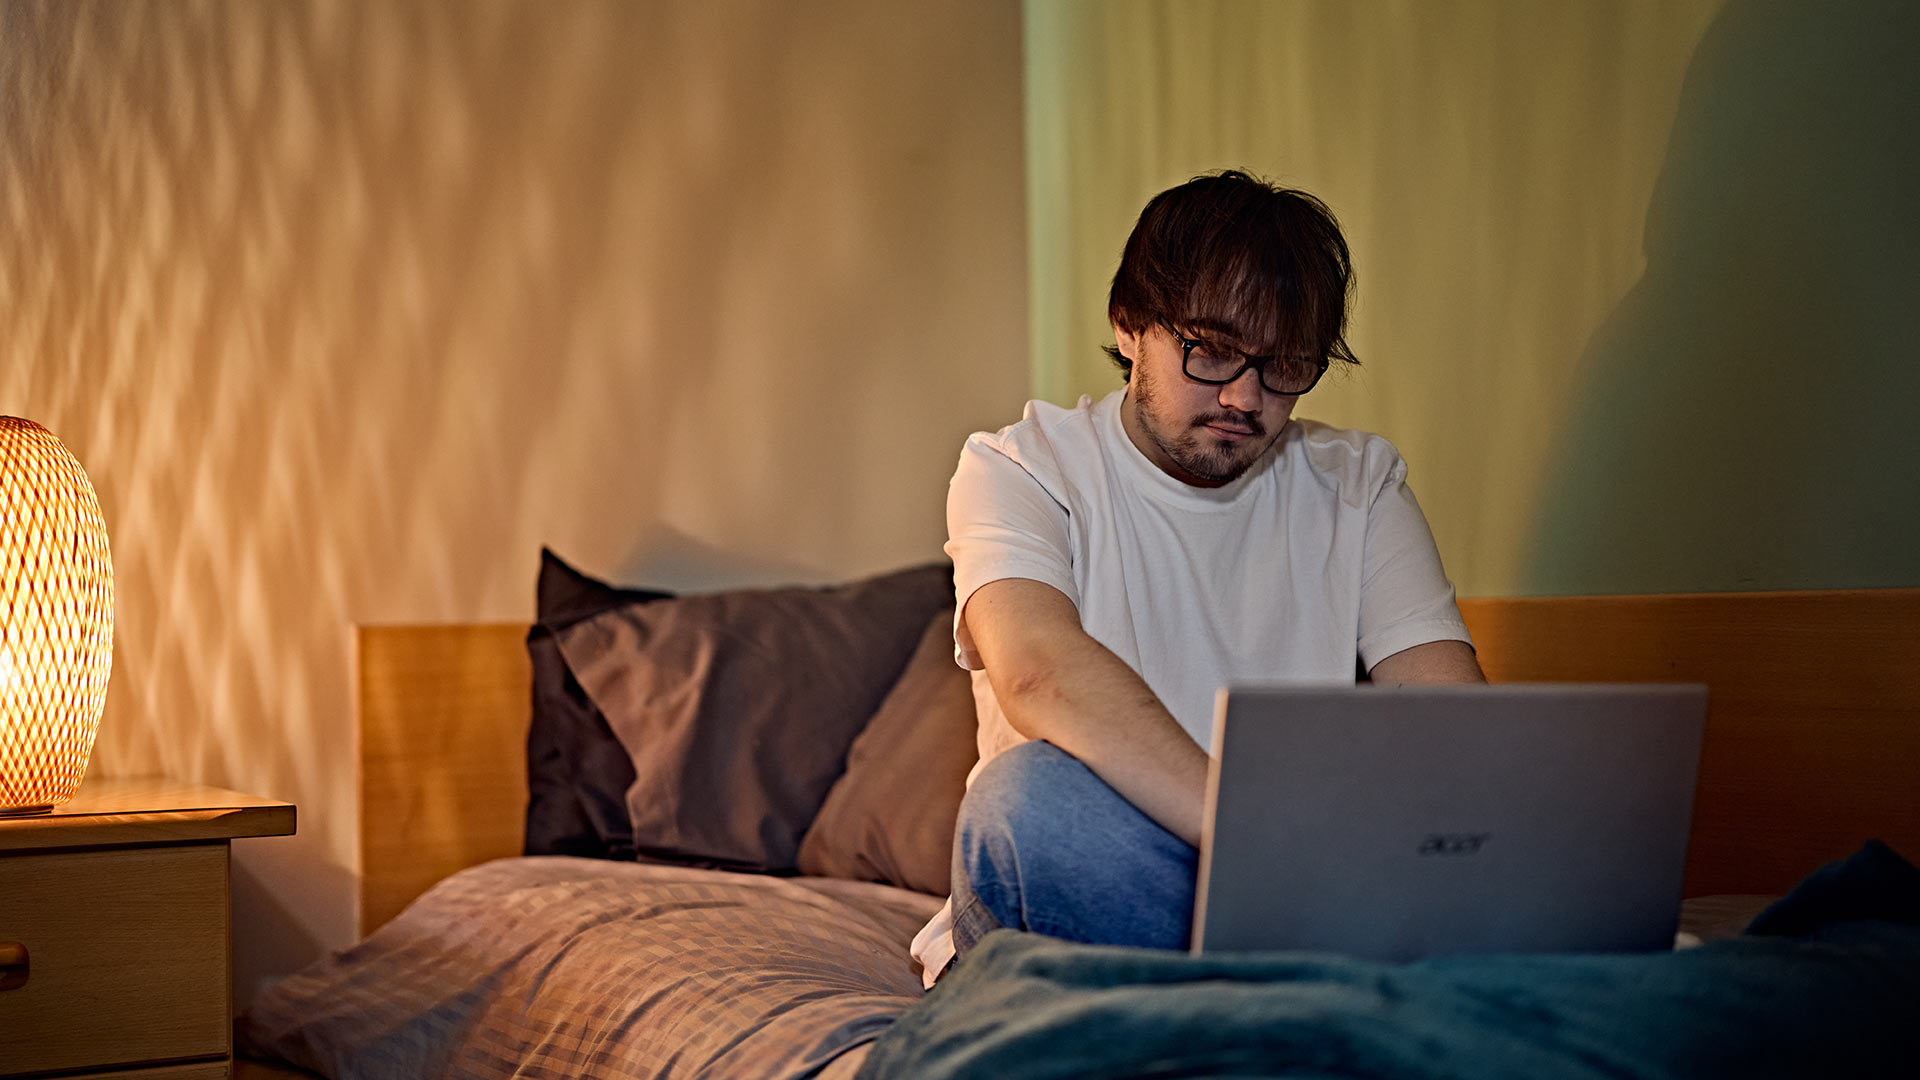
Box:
[0,942,25,991]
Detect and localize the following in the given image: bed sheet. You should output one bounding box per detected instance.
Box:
[239,856,941,1080]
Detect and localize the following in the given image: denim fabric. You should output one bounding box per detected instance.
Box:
[949,740,1198,957]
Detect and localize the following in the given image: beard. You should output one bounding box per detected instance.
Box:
[1131,362,1278,485]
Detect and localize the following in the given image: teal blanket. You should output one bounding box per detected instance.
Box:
[858,842,1920,1079]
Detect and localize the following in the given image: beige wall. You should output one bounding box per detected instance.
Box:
[0,0,1027,1003]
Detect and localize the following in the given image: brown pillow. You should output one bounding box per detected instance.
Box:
[797,608,979,895]
[553,564,952,871]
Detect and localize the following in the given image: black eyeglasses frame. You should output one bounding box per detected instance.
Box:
[1168,328,1330,396]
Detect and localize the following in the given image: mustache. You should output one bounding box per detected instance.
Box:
[1193,411,1266,437]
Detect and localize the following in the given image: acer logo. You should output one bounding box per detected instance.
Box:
[1418,833,1491,855]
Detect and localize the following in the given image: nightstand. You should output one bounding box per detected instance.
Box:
[0,779,296,1079]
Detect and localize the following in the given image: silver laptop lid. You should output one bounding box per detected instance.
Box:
[1192,683,1707,961]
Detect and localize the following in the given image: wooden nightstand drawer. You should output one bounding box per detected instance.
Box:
[0,844,230,1076]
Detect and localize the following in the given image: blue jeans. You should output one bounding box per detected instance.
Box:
[949,740,1198,956]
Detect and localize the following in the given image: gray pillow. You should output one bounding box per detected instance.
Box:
[525,548,672,860]
[554,564,952,871]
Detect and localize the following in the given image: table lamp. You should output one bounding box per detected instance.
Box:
[0,416,113,815]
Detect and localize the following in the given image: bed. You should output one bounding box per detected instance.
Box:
[236,561,1920,1079]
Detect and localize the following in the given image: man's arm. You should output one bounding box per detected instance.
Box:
[1368,639,1486,686]
[963,577,1211,848]
[966,581,1487,849]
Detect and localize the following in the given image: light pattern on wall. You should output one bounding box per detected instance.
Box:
[0,0,1026,1001]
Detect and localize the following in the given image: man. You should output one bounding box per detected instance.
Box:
[910,170,1484,986]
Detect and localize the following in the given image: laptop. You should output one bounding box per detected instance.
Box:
[1190,683,1708,961]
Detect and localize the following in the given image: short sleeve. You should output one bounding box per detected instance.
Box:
[1355,456,1473,671]
[943,435,1078,669]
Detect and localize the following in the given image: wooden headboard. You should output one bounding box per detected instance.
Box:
[355,589,1920,936]
[1460,589,1920,896]
[358,624,531,935]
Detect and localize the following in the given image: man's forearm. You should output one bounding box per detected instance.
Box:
[971,584,1210,848]
[999,641,1210,847]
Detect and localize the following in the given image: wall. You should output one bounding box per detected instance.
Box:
[1025,0,1920,596]
[1522,0,1920,594]
[0,0,1028,1003]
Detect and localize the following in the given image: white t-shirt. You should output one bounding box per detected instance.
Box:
[909,388,1472,984]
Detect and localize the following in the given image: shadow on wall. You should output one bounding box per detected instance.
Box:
[1523,0,1920,596]
[609,526,829,595]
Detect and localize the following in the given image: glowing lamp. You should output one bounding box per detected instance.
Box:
[0,417,113,815]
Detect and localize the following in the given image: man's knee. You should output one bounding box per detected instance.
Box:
[968,737,1081,794]
[955,740,1100,876]
[952,739,1197,951]
[959,740,1085,835]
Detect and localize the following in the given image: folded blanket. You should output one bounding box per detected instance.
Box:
[857,842,1920,1079]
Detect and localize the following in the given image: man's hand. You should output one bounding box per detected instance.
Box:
[963,578,1211,848]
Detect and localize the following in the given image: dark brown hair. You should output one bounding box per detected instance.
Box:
[1104,170,1358,379]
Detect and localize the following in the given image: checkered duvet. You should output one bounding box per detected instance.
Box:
[238,856,942,1079]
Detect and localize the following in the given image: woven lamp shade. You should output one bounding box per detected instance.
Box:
[0,417,113,815]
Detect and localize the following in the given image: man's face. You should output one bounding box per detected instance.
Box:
[1116,323,1298,487]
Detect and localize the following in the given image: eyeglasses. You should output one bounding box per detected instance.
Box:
[1171,329,1328,396]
